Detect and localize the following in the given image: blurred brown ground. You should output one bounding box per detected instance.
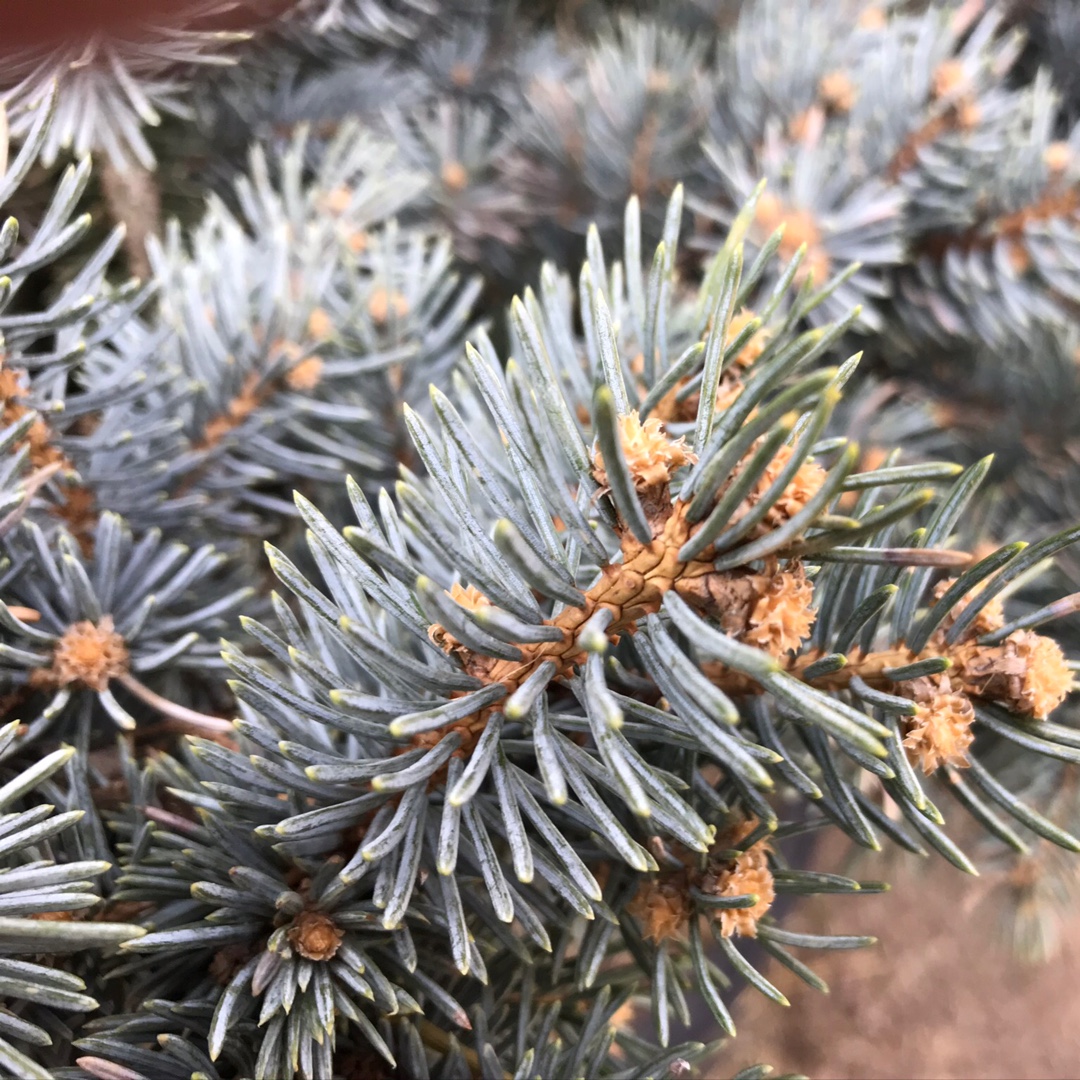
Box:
[707,834,1080,1080]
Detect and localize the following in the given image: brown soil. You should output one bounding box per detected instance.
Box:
[708,835,1080,1080]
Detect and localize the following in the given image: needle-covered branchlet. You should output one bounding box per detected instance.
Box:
[427,390,1071,791]
[648,308,771,423]
[428,570,1074,787]
[0,360,103,548]
[3,4,1080,1077]
[2,513,248,738]
[196,186,1080,1074]
[702,579,1074,775]
[0,365,69,474]
[425,410,825,757]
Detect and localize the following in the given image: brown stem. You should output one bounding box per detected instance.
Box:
[421,501,725,754]
[117,673,234,736]
[885,108,959,182]
[706,617,1070,725]
[629,109,661,199]
[415,1018,508,1080]
[0,461,62,538]
[916,186,1080,267]
[141,804,203,836]
[98,160,161,283]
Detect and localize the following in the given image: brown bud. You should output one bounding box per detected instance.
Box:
[47,618,129,692]
[288,910,344,962]
[307,307,333,341]
[368,287,410,324]
[1044,141,1072,175]
[285,356,324,392]
[932,60,968,101]
[819,70,856,113]
[322,186,352,215]
[441,160,469,192]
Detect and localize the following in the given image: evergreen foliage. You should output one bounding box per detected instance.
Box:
[2,2,1080,1077]
[0,2,250,170]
